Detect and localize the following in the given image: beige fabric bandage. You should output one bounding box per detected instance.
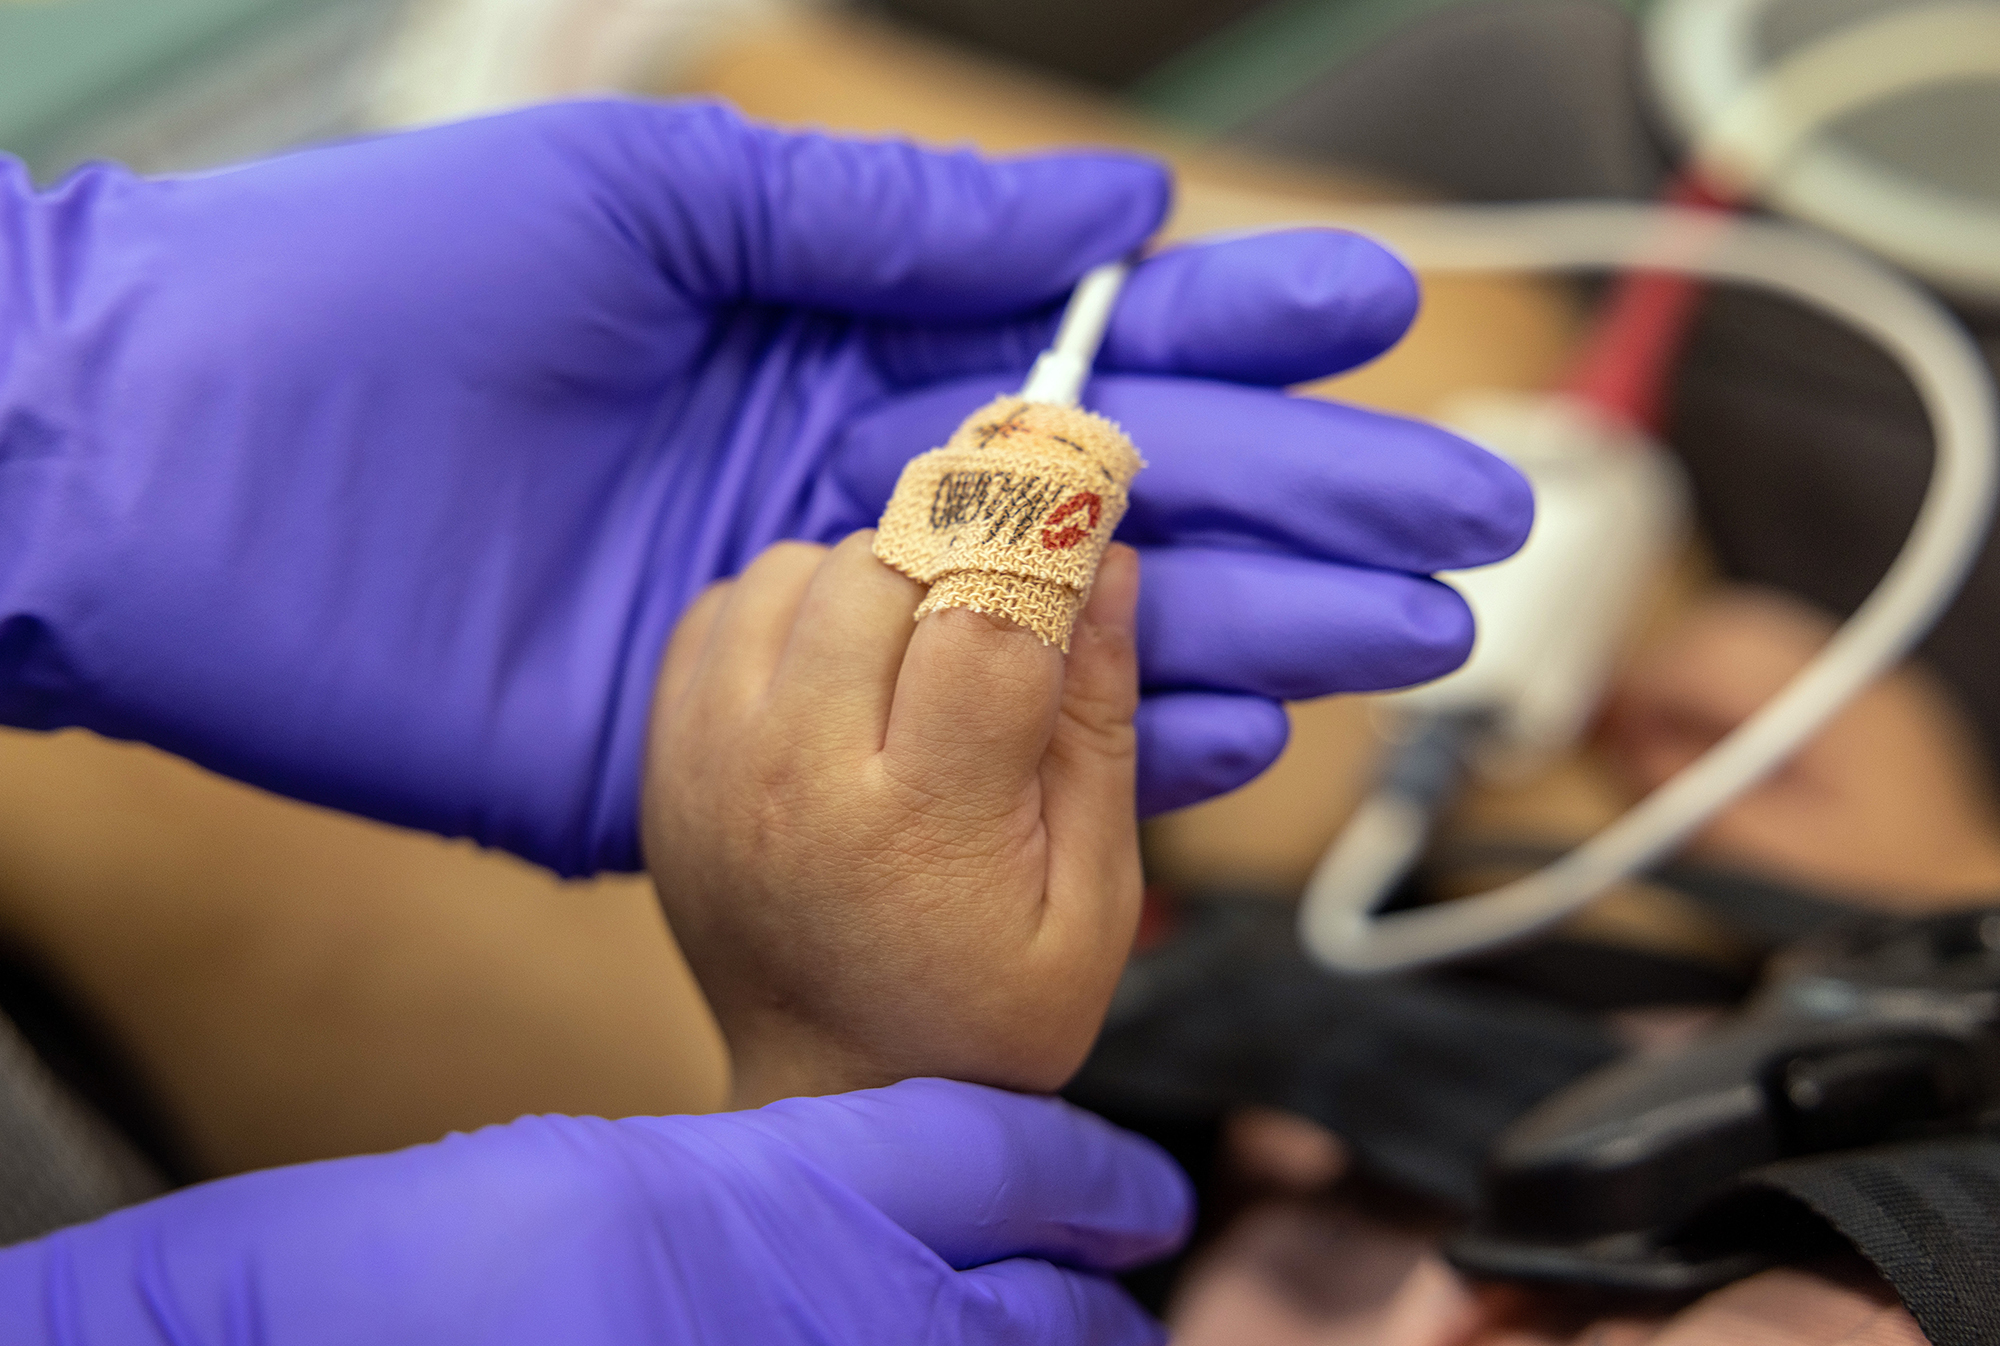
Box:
[873,395,1144,651]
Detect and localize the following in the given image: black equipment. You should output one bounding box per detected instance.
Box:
[1450,909,2000,1297]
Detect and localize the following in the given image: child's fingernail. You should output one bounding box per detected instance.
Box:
[1082,544,1140,636]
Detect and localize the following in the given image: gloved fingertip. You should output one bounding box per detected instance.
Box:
[758,128,1169,315]
[1367,413,1539,572]
[1390,578,1477,685]
[592,101,1172,317]
[1102,155,1175,244]
[1135,693,1291,815]
[1243,228,1421,378]
[976,150,1170,297]
[1103,229,1420,385]
[1013,149,1171,233]
[1450,435,1537,566]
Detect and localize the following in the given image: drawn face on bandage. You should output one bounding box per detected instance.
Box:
[875,396,1144,651]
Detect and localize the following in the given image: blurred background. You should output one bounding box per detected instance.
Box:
[3,1,1998,1341]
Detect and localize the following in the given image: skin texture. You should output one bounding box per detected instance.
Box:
[643,533,1143,1107]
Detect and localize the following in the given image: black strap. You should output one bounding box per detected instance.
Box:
[1740,1137,2000,1346]
[1069,896,1618,1210]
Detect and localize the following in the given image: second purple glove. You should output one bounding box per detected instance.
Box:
[0,99,1530,872]
[0,1079,1191,1346]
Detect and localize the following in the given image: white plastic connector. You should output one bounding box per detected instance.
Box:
[1397,391,1690,775]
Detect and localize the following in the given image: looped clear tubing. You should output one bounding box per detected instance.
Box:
[1650,0,2000,300]
[1252,201,2000,972]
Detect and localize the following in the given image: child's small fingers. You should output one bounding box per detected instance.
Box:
[1041,545,1143,933]
[691,542,828,717]
[886,603,1064,819]
[768,531,926,754]
[1051,545,1143,773]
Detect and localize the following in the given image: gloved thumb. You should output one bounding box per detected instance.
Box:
[729,1078,1194,1272]
[598,100,1169,320]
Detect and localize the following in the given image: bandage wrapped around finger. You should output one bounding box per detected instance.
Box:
[874,395,1145,651]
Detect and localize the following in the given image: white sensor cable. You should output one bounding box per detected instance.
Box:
[1651,0,2000,300]
[1689,1,2000,202]
[1282,0,2000,971]
[1020,262,1131,406]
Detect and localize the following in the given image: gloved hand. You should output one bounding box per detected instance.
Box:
[0,1078,1191,1345]
[0,99,1530,874]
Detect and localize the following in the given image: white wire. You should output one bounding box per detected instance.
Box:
[1693,2,2000,195]
[1287,0,2000,971]
[1019,261,1132,405]
[1650,0,2000,300]
[1282,202,1998,972]
[1303,791,1435,932]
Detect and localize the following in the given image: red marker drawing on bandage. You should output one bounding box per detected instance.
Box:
[1041,492,1103,550]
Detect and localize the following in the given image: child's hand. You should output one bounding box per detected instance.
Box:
[642,532,1143,1108]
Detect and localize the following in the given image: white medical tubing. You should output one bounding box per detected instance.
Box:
[1650,0,2000,298]
[1692,2,2000,198]
[1285,0,2000,969]
[1020,261,1132,406]
[1282,202,1997,971]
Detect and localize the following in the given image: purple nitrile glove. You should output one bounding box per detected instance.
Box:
[0,98,1530,874]
[0,1078,1192,1345]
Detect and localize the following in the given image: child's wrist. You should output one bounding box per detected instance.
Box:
[725,1030,893,1110]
